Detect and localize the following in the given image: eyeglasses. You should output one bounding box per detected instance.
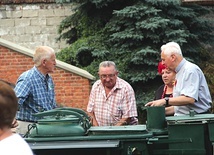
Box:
[100,74,116,79]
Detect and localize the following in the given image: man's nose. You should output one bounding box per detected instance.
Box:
[105,77,111,81]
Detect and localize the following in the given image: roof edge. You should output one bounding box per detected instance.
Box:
[0,38,95,80]
[181,0,214,5]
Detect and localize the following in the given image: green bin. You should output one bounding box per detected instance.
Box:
[25,108,153,155]
[166,114,214,155]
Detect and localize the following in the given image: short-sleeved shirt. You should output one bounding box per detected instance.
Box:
[15,66,57,122]
[87,77,138,126]
[173,59,212,115]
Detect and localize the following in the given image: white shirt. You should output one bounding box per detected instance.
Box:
[0,134,33,155]
[174,59,212,115]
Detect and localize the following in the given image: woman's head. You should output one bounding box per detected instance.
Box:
[158,62,176,86]
[0,81,18,129]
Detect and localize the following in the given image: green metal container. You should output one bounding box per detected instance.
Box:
[28,108,91,138]
[166,114,214,155]
[26,124,153,155]
[146,106,167,136]
[25,108,153,155]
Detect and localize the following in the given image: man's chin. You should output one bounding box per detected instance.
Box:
[105,85,114,89]
[48,70,54,74]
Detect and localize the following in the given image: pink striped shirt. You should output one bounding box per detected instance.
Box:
[87,77,138,126]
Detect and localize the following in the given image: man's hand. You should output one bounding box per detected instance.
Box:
[11,119,18,128]
[87,112,99,126]
[115,118,129,126]
[145,99,165,107]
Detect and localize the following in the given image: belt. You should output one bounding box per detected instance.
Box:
[17,119,37,123]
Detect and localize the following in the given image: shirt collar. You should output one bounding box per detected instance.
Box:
[33,66,49,80]
[113,77,122,90]
[175,58,186,73]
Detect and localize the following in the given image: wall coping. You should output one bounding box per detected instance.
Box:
[0,38,95,80]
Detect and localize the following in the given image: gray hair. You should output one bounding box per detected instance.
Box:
[99,61,118,71]
[33,46,55,67]
[161,42,183,57]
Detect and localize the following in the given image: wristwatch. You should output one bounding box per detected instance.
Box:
[165,97,169,106]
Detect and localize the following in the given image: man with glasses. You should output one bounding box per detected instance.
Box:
[87,61,138,126]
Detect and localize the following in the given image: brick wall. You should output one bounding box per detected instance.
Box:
[0,45,94,111]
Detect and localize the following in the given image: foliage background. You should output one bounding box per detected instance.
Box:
[56,0,214,122]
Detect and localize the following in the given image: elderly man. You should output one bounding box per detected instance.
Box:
[146,42,212,116]
[15,46,57,135]
[87,61,138,126]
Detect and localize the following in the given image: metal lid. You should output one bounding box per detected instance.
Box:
[33,108,87,124]
[89,125,146,131]
[88,125,147,135]
[37,115,79,124]
[166,114,214,124]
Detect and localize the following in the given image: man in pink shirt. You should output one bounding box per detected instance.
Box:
[87,61,138,126]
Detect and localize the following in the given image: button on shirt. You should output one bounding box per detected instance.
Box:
[173,59,212,115]
[87,77,138,126]
[15,66,57,122]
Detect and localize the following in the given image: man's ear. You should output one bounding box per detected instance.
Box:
[171,54,176,62]
[42,59,46,65]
